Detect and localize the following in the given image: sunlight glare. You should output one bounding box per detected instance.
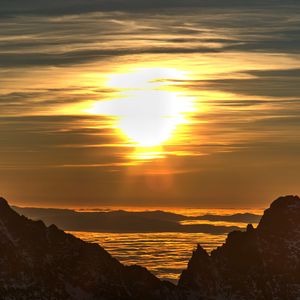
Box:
[87,67,195,158]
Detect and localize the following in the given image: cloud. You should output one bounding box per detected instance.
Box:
[0,87,114,115]
[1,0,300,207]
[0,115,133,170]
[1,0,297,17]
[178,68,300,98]
[1,2,299,68]
[0,47,220,68]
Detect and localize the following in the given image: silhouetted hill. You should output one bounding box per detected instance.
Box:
[1,195,299,299]
[179,195,300,299]
[0,197,178,300]
[13,206,258,234]
[192,212,261,223]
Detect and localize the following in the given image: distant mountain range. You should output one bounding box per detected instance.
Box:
[0,195,299,299]
[12,205,261,234]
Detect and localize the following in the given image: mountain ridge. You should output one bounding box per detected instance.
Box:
[0,195,300,299]
[12,205,260,234]
[0,197,178,300]
[179,195,300,299]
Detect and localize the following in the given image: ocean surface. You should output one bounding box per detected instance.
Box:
[71,208,262,282]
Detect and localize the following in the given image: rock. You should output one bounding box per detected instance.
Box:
[1,195,300,299]
[0,197,178,300]
[178,195,300,300]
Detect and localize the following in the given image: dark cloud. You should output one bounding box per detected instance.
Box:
[0,47,220,68]
[224,39,300,53]
[247,68,300,77]
[178,68,300,98]
[0,88,113,115]
[0,114,131,172]
[204,77,300,98]
[1,1,299,68]
[1,0,297,17]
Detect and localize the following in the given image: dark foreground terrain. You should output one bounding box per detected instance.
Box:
[0,195,299,299]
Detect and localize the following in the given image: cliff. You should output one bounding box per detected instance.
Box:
[1,195,300,299]
[0,197,178,300]
[179,195,300,299]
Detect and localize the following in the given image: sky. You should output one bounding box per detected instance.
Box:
[0,0,300,208]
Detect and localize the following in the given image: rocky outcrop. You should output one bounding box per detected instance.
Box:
[179,195,300,300]
[0,197,178,300]
[1,195,300,300]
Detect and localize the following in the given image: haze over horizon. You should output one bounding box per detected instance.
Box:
[1,0,299,208]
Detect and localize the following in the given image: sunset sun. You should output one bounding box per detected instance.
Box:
[88,67,195,152]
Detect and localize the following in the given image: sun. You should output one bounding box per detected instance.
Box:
[87,67,194,156]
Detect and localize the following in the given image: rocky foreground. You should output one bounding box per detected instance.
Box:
[0,197,177,300]
[0,195,300,300]
[179,195,300,299]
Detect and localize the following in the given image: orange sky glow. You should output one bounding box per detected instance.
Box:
[1,3,300,208]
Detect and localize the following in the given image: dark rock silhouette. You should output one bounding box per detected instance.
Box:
[1,195,300,299]
[0,197,178,300]
[12,206,252,234]
[179,195,300,299]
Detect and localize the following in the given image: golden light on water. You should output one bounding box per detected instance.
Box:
[87,67,195,160]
